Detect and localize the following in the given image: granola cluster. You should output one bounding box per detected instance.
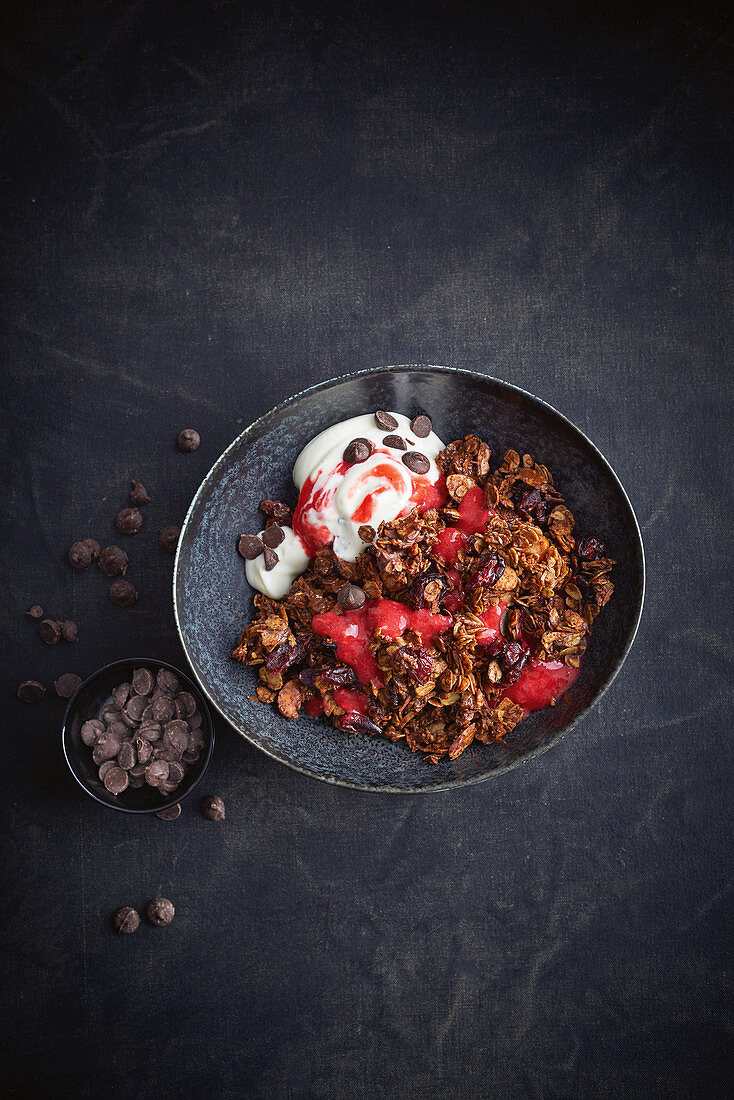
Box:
[232,435,614,762]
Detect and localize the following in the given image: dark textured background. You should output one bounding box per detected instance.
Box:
[1,1,732,1097]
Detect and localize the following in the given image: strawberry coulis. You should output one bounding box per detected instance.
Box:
[435,486,491,565]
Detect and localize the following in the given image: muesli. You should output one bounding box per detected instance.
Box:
[233,411,614,762]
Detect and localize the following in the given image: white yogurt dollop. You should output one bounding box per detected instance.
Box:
[245,411,445,597]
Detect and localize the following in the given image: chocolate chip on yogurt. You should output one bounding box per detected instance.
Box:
[410,415,432,438]
[402,451,431,475]
[261,525,284,548]
[262,545,279,571]
[343,438,373,465]
[382,434,406,450]
[238,534,263,560]
[375,410,398,431]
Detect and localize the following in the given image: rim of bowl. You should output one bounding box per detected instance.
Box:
[173,364,646,793]
[61,656,215,813]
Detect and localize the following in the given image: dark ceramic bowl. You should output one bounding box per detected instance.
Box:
[62,658,215,812]
[174,366,644,792]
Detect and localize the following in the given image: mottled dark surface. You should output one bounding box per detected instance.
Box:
[1,1,733,1097]
[176,367,644,790]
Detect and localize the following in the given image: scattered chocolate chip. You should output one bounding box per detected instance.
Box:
[25,605,44,620]
[68,541,94,570]
[117,742,136,770]
[59,620,78,643]
[375,410,399,431]
[410,415,432,438]
[358,524,376,543]
[116,508,143,536]
[382,434,406,450]
[113,907,140,934]
[38,619,61,645]
[158,525,181,554]
[177,428,200,452]
[17,680,45,703]
[85,539,101,560]
[54,673,81,699]
[132,667,154,696]
[129,479,151,506]
[262,545,278,571]
[343,437,373,464]
[238,534,263,560]
[155,803,181,821]
[262,525,284,548]
[200,794,225,821]
[166,761,185,785]
[98,545,128,576]
[260,499,291,522]
[337,583,366,611]
[146,897,175,926]
[103,766,129,795]
[81,719,104,745]
[98,760,116,781]
[112,683,131,709]
[402,451,431,475]
[145,760,169,787]
[109,579,138,607]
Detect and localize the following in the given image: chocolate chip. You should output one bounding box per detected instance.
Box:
[188,709,202,729]
[109,579,138,607]
[117,741,136,770]
[337,583,366,611]
[112,683,131,709]
[238,534,263,560]
[200,795,225,821]
[159,525,180,554]
[138,721,162,742]
[93,732,122,763]
[98,760,116,781]
[410,415,432,438]
[129,479,151,506]
[146,897,175,926]
[107,720,129,740]
[175,692,196,718]
[166,761,185,786]
[17,680,45,703]
[155,803,181,821]
[116,508,143,536]
[101,706,122,724]
[98,546,128,576]
[103,766,129,795]
[260,499,291,522]
[85,539,101,560]
[54,673,81,699]
[402,451,431,475]
[25,605,44,620]
[177,428,200,452]
[59,620,78,643]
[38,619,61,645]
[262,525,284,548]
[134,737,152,763]
[68,541,94,570]
[343,437,373,464]
[145,760,169,787]
[156,669,180,694]
[262,545,278,571]
[151,696,174,723]
[163,721,188,755]
[113,907,140,934]
[81,719,104,745]
[132,667,154,696]
[375,410,399,431]
[124,694,148,723]
[358,524,376,543]
[382,434,406,450]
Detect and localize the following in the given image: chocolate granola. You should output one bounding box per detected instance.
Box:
[233,435,614,762]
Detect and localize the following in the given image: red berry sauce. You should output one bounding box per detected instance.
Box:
[435,486,491,565]
[503,659,580,713]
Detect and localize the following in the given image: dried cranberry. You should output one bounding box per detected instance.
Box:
[396,645,434,684]
[339,712,383,736]
[574,574,596,601]
[410,572,448,609]
[265,636,307,674]
[577,535,605,561]
[500,641,528,684]
[299,665,357,687]
[484,637,504,658]
[466,552,505,590]
[515,487,550,525]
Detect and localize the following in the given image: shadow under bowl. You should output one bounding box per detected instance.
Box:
[174,365,644,793]
[62,657,215,812]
